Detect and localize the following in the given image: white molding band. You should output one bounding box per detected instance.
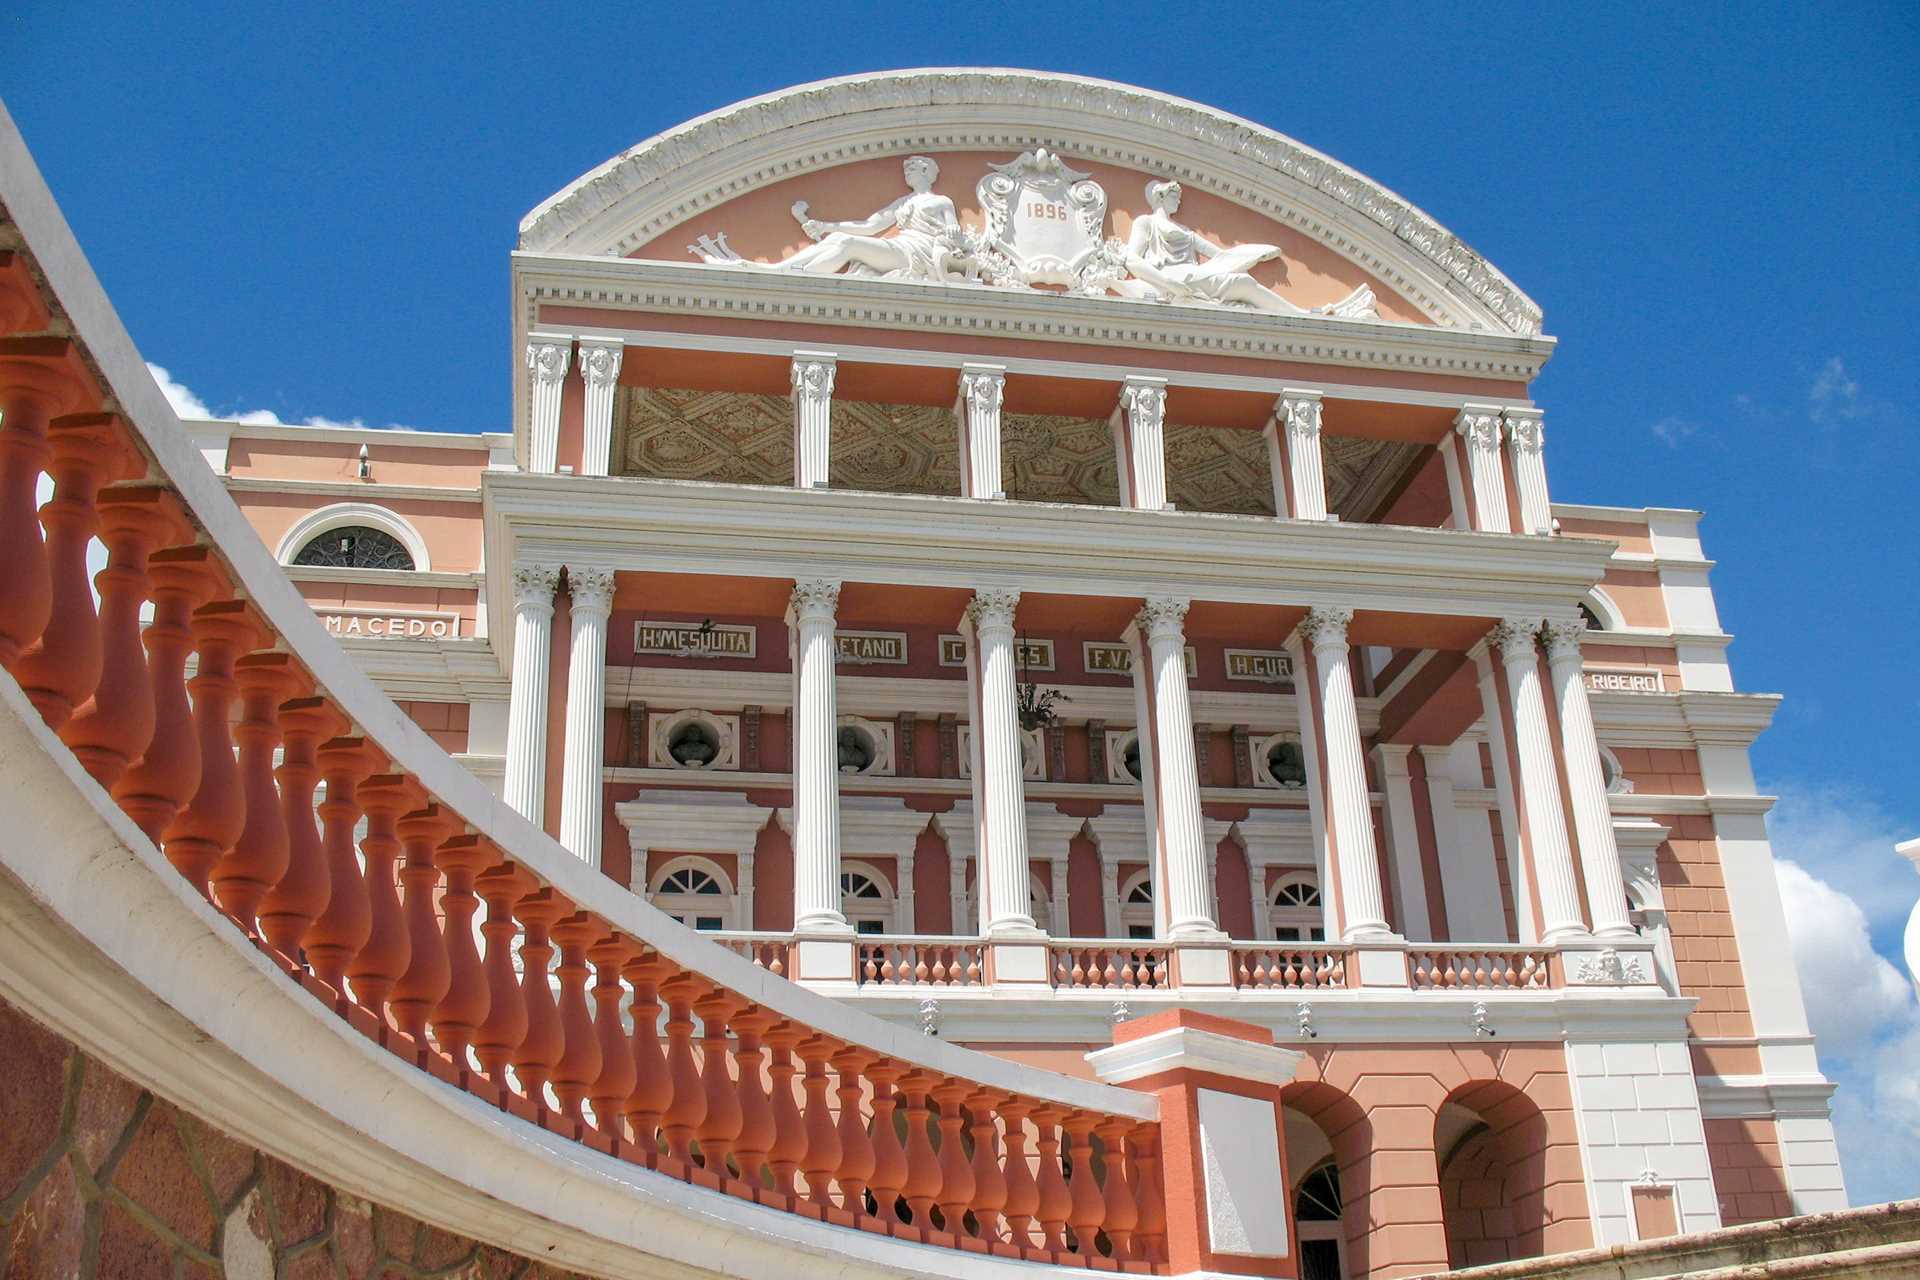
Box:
[1086,1026,1307,1088]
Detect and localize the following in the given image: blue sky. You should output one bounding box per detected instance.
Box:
[8,1,1918,1202]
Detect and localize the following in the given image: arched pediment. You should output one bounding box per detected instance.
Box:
[521,69,1542,336]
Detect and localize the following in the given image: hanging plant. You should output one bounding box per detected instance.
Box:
[1017,678,1070,731]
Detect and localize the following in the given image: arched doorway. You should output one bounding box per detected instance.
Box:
[1293,1160,1346,1280]
[1280,1081,1371,1279]
[1436,1081,1557,1267]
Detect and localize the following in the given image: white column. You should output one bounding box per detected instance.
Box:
[1493,618,1590,943]
[787,579,848,932]
[1453,404,1511,533]
[964,589,1039,936]
[502,562,560,823]
[896,851,916,933]
[1503,407,1551,534]
[949,857,970,937]
[1246,856,1270,941]
[1100,858,1121,937]
[1374,744,1434,942]
[1111,376,1169,511]
[790,352,836,489]
[1050,854,1071,938]
[737,847,757,932]
[1545,618,1637,937]
[1263,390,1327,520]
[956,364,1006,499]
[525,336,571,475]
[558,566,614,866]
[1285,632,1339,939]
[577,340,623,478]
[1470,642,1534,942]
[1299,608,1396,941]
[1125,597,1220,939]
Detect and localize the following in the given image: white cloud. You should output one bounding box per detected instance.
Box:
[145,362,395,431]
[1765,782,1915,942]
[1809,355,1869,425]
[1650,415,1700,448]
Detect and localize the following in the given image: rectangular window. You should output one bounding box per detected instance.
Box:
[856,919,886,935]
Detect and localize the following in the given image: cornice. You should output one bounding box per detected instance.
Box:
[286,564,483,591]
[1590,690,1780,746]
[516,252,1553,384]
[223,475,483,504]
[187,417,511,451]
[515,69,1544,338]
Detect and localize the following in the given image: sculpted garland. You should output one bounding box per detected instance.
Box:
[691,151,1378,320]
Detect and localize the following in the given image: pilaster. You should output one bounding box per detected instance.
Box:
[558,566,615,866]
[790,352,836,489]
[1374,743,1434,942]
[1264,389,1327,520]
[502,561,560,822]
[1503,406,1551,535]
[525,336,571,475]
[577,340,623,478]
[1111,376,1169,511]
[955,364,1006,500]
[1453,403,1511,533]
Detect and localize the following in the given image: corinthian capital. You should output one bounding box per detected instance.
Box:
[1136,595,1189,641]
[1119,380,1167,430]
[526,339,571,386]
[965,588,1020,633]
[788,578,841,625]
[1454,405,1503,450]
[566,565,617,615]
[578,342,624,389]
[1492,616,1544,662]
[1298,606,1353,650]
[959,367,1005,415]
[1503,407,1544,453]
[791,357,837,403]
[1542,616,1588,659]
[511,561,562,609]
[1276,391,1322,439]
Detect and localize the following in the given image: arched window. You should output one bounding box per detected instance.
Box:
[840,861,895,935]
[1120,870,1155,940]
[1578,602,1603,631]
[1293,1161,1345,1280]
[1270,873,1326,942]
[292,524,415,571]
[648,856,735,931]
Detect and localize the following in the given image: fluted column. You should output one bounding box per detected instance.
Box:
[788,579,849,932]
[1111,377,1169,511]
[964,589,1038,936]
[559,566,615,866]
[1503,407,1551,534]
[525,337,571,475]
[1125,598,1219,939]
[1264,390,1327,520]
[1544,618,1636,936]
[1453,404,1511,533]
[503,562,561,823]
[791,352,836,489]
[956,364,1006,499]
[1298,608,1394,941]
[577,340,623,478]
[1494,618,1590,942]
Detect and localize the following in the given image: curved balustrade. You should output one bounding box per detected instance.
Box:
[0,189,1166,1271]
[1408,946,1557,990]
[1231,944,1351,990]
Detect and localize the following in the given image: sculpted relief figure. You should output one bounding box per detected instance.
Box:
[690,155,981,284]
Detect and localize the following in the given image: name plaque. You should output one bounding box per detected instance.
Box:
[1083,641,1197,678]
[319,609,461,640]
[634,621,757,659]
[1225,648,1294,684]
[937,635,1055,670]
[836,630,909,665]
[1584,667,1665,694]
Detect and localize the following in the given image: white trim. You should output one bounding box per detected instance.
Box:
[230,475,481,504]
[1086,1026,1307,1087]
[275,500,434,572]
[1584,586,1630,632]
[647,853,742,932]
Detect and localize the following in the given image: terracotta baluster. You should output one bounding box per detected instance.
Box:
[1032,1106,1072,1255]
[0,336,90,666]
[63,487,181,787]
[729,1007,776,1190]
[509,887,569,1110]
[548,911,604,1126]
[16,414,137,726]
[430,834,496,1078]
[931,1080,977,1239]
[303,737,380,1002]
[999,1099,1039,1253]
[764,1022,808,1197]
[161,600,263,899]
[899,1071,943,1235]
[969,1090,1009,1245]
[694,987,744,1177]
[658,972,708,1162]
[345,774,419,1029]
[796,1036,843,1210]
[864,1059,909,1226]
[587,933,637,1143]
[832,1046,876,1216]
[620,951,673,1156]
[211,651,299,931]
[257,695,346,961]
[471,861,532,1102]
[112,545,218,841]
[389,803,454,1055]
[1063,1112,1104,1257]
[1128,1124,1167,1264]
[1095,1116,1139,1260]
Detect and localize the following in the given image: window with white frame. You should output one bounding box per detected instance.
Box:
[1269,872,1326,942]
[648,856,735,931]
[840,861,895,935]
[1119,869,1155,939]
